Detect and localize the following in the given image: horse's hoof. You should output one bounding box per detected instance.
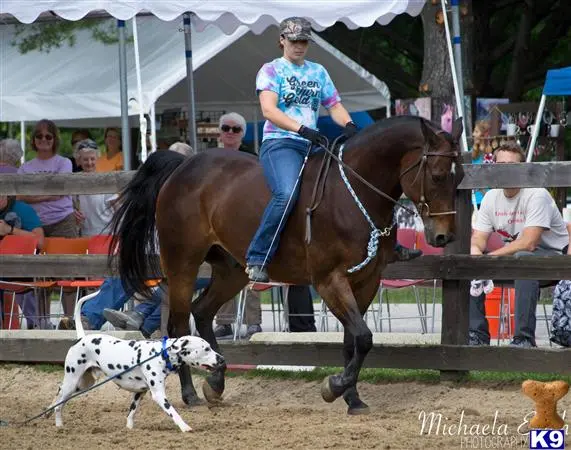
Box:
[348,404,370,415]
[182,394,206,407]
[202,380,223,404]
[320,376,339,403]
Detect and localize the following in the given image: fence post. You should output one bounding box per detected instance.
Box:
[440,152,472,381]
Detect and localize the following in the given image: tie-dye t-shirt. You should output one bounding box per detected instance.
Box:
[256,57,341,142]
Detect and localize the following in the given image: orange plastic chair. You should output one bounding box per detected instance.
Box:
[67,235,117,293]
[0,235,53,329]
[41,237,90,312]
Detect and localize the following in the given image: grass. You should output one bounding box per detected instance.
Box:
[4,363,570,387]
[259,287,443,305]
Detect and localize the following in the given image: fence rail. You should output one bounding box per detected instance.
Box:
[2,161,571,195]
[1,254,571,279]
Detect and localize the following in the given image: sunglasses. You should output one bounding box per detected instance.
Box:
[35,133,54,141]
[76,140,98,151]
[221,124,243,134]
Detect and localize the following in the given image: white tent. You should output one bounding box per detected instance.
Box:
[0,16,391,124]
[0,1,426,31]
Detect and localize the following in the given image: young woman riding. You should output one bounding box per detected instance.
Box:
[245,17,420,282]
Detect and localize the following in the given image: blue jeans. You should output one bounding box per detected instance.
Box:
[246,138,318,266]
[82,277,211,335]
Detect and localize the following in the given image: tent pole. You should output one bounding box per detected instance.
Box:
[183,13,197,151]
[526,94,546,162]
[150,103,157,153]
[132,16,147,162]
[20,121,25,164]
[441,0,468,154]
[118,20,132,170]
[451,0,465,119]
[253,106,259,155]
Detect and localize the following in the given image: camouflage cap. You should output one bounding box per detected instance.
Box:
[279,17,313,42]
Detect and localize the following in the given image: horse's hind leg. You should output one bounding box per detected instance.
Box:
[164,262,204,407]
[315,273,373,413]
[192,247,249,402]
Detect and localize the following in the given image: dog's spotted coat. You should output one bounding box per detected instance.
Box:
[48,291,224,432]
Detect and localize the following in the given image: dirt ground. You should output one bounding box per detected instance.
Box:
[0,365,560,450]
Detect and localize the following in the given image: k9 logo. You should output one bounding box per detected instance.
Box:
[529,429,565,449]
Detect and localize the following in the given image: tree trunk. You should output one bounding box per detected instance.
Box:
[419,2,454,132]
[503,0,534,100]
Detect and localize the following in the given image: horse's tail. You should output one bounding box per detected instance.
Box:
[108,151,186,298]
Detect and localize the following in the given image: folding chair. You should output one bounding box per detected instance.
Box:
[374,229,433,334]
[0,235,53,329]
[234,282,290,340]
[415,232,444,333]
[66,235,116,296]
[42,237,90,320]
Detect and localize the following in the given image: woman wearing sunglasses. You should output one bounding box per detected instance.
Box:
[17,119,79,328]
[218,112,257,156]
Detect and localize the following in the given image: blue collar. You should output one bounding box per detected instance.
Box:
[161,336,175,371]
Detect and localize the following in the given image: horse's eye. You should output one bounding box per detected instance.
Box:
[432,174,447,183]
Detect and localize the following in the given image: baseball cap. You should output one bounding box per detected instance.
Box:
[279,17,313,42]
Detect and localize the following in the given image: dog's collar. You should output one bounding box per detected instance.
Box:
[161,336,175,372]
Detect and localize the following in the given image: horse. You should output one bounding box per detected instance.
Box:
[109,115,464,415]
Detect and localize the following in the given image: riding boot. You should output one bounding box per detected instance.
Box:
[246,265,269,283]
[393,243,423,261]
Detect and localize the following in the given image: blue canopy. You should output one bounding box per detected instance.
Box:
[543,66,571,96]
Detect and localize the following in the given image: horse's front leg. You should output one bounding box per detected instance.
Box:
[317,274,373,410]
[341,328,370,415]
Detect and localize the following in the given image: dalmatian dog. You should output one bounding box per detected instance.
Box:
[48,291,224,432]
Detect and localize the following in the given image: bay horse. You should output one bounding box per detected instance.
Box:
[109,116,464,415]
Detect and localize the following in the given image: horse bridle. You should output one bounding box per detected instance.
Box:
[398,138,459,218]
[317,134,459,218]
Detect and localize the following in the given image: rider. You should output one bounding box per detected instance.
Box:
[245,17,421,283]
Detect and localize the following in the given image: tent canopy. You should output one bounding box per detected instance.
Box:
[543,66,571,96]
[1,16,391,124]
[1,1,426,32]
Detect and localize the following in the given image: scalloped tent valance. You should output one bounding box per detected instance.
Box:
[0,0,426,31]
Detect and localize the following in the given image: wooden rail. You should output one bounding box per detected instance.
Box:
[1,336,570,374]
[1,254,571,279]
[2,161,571,195]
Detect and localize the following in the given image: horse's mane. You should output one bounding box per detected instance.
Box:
[344,115,454,152]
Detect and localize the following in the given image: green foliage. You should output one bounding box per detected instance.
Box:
[12,18,130,54]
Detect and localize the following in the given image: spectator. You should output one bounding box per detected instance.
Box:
[468,142,569,348]
[218,112,257,156]
[73,139,116,236]
[213,112,263,339]
[69,129,92,173]
[17,119,78,327]
[79,277,210,337]
[0,193,44,328]
[96,127,123,172]
[168,142,194,156]
[0,138,23,173]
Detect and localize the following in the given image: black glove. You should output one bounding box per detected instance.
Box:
[343,121,359,139]
[298,125,328,147]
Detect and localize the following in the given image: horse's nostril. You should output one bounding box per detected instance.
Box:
[435,234,448,247]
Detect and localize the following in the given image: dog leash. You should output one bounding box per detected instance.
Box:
[0,339,175,427]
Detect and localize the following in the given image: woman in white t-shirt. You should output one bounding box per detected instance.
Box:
[74,139,117,236]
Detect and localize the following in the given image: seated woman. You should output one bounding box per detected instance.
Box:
[17,119,78,328]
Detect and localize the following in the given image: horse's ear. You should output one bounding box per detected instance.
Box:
[451,117,464,142]
[420,119,439,146]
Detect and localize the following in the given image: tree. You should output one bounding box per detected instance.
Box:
[319,0,571,102]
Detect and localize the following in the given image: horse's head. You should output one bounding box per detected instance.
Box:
[400,118,464,247]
